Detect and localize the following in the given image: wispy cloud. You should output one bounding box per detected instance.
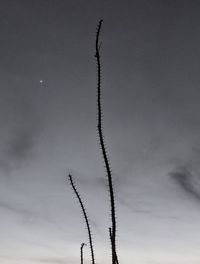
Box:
[170,165,200,202]
[0,199,31,215]
[0,100,40,175]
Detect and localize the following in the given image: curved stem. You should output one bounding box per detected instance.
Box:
[69,174,95,264]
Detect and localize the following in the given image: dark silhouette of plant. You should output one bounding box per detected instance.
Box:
[69,19,119,264]
[80,243,87,264]
[95,19,119,264]
[109,228,119,264]
[68,174,95,264]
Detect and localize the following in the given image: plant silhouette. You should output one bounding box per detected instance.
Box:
[69,20,119,264]
[68,174,95,264]
[81,243,87,264]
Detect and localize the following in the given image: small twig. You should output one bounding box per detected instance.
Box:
[81,243,87,264]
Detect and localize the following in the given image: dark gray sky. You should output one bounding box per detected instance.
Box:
[1,1,200,263]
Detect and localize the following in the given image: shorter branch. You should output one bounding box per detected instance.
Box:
[68,174,95,264]
[81,243,87,264]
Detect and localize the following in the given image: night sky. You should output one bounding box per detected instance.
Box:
[1,1,200,264]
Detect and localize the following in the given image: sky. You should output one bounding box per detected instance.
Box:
[1,0,200,263]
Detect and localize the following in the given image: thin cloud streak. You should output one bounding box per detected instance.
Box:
[170,166,200,202]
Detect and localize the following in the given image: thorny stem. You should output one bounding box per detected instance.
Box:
[69,174,95,264]
[109,228,119,264]
[95,19,118,264]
